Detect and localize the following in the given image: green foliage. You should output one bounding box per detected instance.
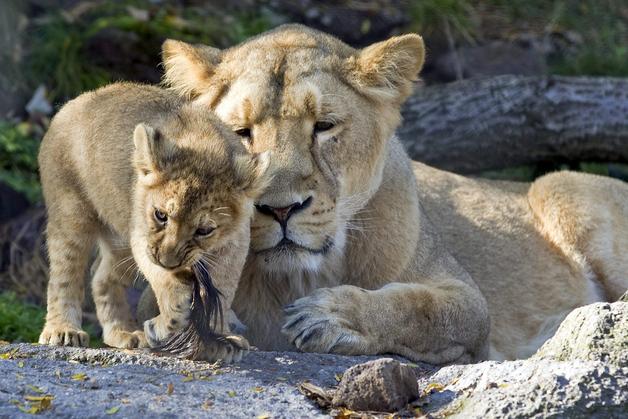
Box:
[0,292,45,343]
[0,292,103,347]
[408,0,476,40]
[26,2,273,103]
[0,121,40,202]
[407,0,628,77]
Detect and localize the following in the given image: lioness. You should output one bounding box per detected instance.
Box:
[39,83,269,361]
[146,25,627,363]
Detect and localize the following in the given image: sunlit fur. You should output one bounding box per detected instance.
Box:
[159,25,628,363]
[38,82,268,361]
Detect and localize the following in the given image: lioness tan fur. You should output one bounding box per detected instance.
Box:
[151,24,627,363]
[39,82,269,361]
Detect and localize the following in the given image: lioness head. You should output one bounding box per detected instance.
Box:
[132,105,270,271]
[162,25,424,273]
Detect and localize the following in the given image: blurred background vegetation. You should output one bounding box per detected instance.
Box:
[0,0,626,344]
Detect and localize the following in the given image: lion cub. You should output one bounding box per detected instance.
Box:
[38,82,268,361]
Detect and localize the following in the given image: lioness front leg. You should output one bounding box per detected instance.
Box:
[282,281,490,364]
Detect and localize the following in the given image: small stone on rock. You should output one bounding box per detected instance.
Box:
[332,358,419,412]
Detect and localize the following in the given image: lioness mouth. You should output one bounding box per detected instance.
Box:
[257,237,333,255]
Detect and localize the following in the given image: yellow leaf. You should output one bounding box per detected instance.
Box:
[257,414,271,419]
[227,390,236,397]
[252,386,264,393]
[334,373,343,382]
[182,374,194,382]
[106,406,120,415]
[335,407,357,419]
[26,384,44,394]
[71,373,88,381]
[18,405,38,414]
[167,383,174,395]
[0,349,17,360]
[424,382,445,393]
[18,361,24,368]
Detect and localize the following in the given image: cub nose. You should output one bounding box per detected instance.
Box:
[255,196,313,224]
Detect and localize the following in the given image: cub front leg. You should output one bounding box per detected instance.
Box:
[282,281,490,364]
[39,193,96,347]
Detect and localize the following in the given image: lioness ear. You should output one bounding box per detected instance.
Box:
[161,39,221,100]
[235,151,272,198]
[346,34,425,103]
[133,123,174,185]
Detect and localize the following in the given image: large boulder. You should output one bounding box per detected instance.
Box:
[534,299,627,366]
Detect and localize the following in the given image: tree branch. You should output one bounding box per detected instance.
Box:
[398,75,628,173]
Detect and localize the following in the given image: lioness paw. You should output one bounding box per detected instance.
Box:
[201,335,250,364]
[39,324,89,347]
[281,287,369,355]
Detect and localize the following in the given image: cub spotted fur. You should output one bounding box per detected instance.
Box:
[38,82,269,362]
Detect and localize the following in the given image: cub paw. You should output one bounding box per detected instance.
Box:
[39,324,89,347]
[281,287,369,355]
[201,335,250,364]
[104,329,148,349]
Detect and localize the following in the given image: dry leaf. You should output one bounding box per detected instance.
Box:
[106,406,120,415]
[71,373,88,381]
[333,407,358,419]
[298,382,331,408]
[17,361,24,368]
[252,386,264,393]
[424,383,445,394]
[167,383,174,395]
[257,414,271,419]
[276,377,287,381]
[26,384,44,394]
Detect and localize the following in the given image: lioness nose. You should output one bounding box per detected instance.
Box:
[255,196,312,224]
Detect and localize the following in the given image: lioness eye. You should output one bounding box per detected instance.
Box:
[235,128,251,139]
[154,209,168,224]
[314,121,335,133]
[195,226,215,237]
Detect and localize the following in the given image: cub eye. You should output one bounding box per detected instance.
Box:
[314,121,335,133]
[195,226,215,237]
[154,209,168,224]
[235,128,251,139]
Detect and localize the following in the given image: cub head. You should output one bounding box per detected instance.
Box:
[161,25,424,273]
[132,105,270,272]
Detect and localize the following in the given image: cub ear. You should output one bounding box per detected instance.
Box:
[345,34,425,103]
[234,151,272,199]
[133,123,174,186]
[161,39,222,100]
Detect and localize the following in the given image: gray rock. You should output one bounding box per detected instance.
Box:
[418,359,628,418]
[534,300,627,366]
[1,297,626,418]
[331,358,419,412]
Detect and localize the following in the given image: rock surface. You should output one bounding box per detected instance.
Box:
[0,298,626,417]
[534,299,627,366]
[331,358,419,412]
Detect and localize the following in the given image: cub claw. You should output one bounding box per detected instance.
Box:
[39,324,90,347]
[201,335,250,364]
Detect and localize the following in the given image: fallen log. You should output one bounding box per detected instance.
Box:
[399,75,628,173]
